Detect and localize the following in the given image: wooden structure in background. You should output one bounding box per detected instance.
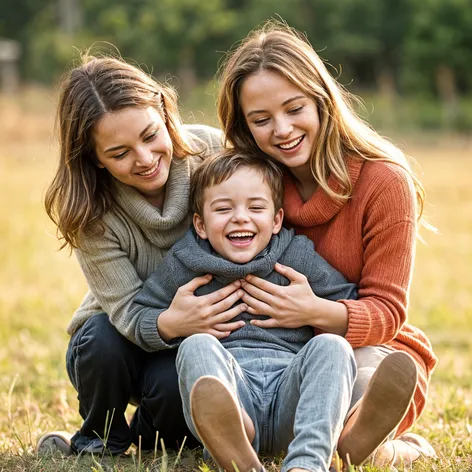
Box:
[0,39,21,94]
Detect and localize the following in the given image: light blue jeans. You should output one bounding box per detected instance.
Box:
[176,333,357,472]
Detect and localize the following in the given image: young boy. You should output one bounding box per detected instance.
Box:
[129,150,360,472]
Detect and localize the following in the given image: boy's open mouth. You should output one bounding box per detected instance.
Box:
[226,231,255,245]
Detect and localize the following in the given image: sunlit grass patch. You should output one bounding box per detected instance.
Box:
[0,90,470,471]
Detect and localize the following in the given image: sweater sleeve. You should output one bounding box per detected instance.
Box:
[127,256,181,352]
[342,169,417,348]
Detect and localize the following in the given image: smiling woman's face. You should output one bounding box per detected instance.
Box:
[93,106,173,205]
[240,69,320,178]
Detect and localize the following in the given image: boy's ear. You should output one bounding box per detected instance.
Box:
[272,208,284,234]
[193,213,208,239]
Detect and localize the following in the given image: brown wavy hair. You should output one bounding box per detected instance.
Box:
[217,20,430,228]
[190,149,284,217]
[45,53,199,251]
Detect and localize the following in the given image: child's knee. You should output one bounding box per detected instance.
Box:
[306,334,355,367]
[176,333,220,366]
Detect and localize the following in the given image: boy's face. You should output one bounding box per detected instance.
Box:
[193,167,283,264]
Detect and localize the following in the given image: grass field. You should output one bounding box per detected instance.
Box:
[0,88,471,471]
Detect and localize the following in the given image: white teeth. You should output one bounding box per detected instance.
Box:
[278,136,303,150]
[228,232,255,238]
[138,159,159,176]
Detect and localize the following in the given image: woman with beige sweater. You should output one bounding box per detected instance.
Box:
[38,55,245,456]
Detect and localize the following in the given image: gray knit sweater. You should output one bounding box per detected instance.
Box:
[129,227,358,353]
[68,124,223,336]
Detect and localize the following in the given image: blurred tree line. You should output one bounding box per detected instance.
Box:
[1,0,472,130]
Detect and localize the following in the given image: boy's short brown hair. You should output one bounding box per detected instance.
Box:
[190,149,284,217]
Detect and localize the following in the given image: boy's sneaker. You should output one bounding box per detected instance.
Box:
[36,431,74,456]
[190,376,261,472]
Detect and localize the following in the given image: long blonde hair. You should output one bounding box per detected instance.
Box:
[45,54,199,251]
[217,20,428,225]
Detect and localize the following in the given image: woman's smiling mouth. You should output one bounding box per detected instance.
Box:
[138,158,161,177]
[276,135,305,150]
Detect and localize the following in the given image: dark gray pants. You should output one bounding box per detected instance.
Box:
[66,313,198,455]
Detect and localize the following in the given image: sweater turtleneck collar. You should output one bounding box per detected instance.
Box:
[113,157,193,249]
[283,157,364,227]
[173,227,295,285]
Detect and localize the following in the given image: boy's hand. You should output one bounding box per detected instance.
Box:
[157,275,247,341]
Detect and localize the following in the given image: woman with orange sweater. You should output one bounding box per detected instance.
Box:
[217,21,437,469]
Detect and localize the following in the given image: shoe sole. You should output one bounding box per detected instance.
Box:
[338,351,418,466]
[36,431,73,456]
[190,376,261,472]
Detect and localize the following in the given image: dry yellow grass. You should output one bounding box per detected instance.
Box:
[0,88,471,471]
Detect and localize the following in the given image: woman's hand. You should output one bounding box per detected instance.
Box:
[241,263,349,335]
[241,263,318,329]
[158,274,247,341]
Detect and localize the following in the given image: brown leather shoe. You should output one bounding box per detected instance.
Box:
[190,376,261,472]
[337,351,418,466]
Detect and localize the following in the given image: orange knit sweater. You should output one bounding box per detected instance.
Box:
[283,157,437,435]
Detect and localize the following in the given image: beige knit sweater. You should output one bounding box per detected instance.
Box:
[68,124,223,337]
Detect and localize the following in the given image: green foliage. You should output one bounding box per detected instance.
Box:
[1,1,472,127]
[402,0,472,96]
[130,0,238,89]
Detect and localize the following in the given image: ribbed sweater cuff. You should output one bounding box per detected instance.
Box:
[141,310,179,351]
[339,300,372,347]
